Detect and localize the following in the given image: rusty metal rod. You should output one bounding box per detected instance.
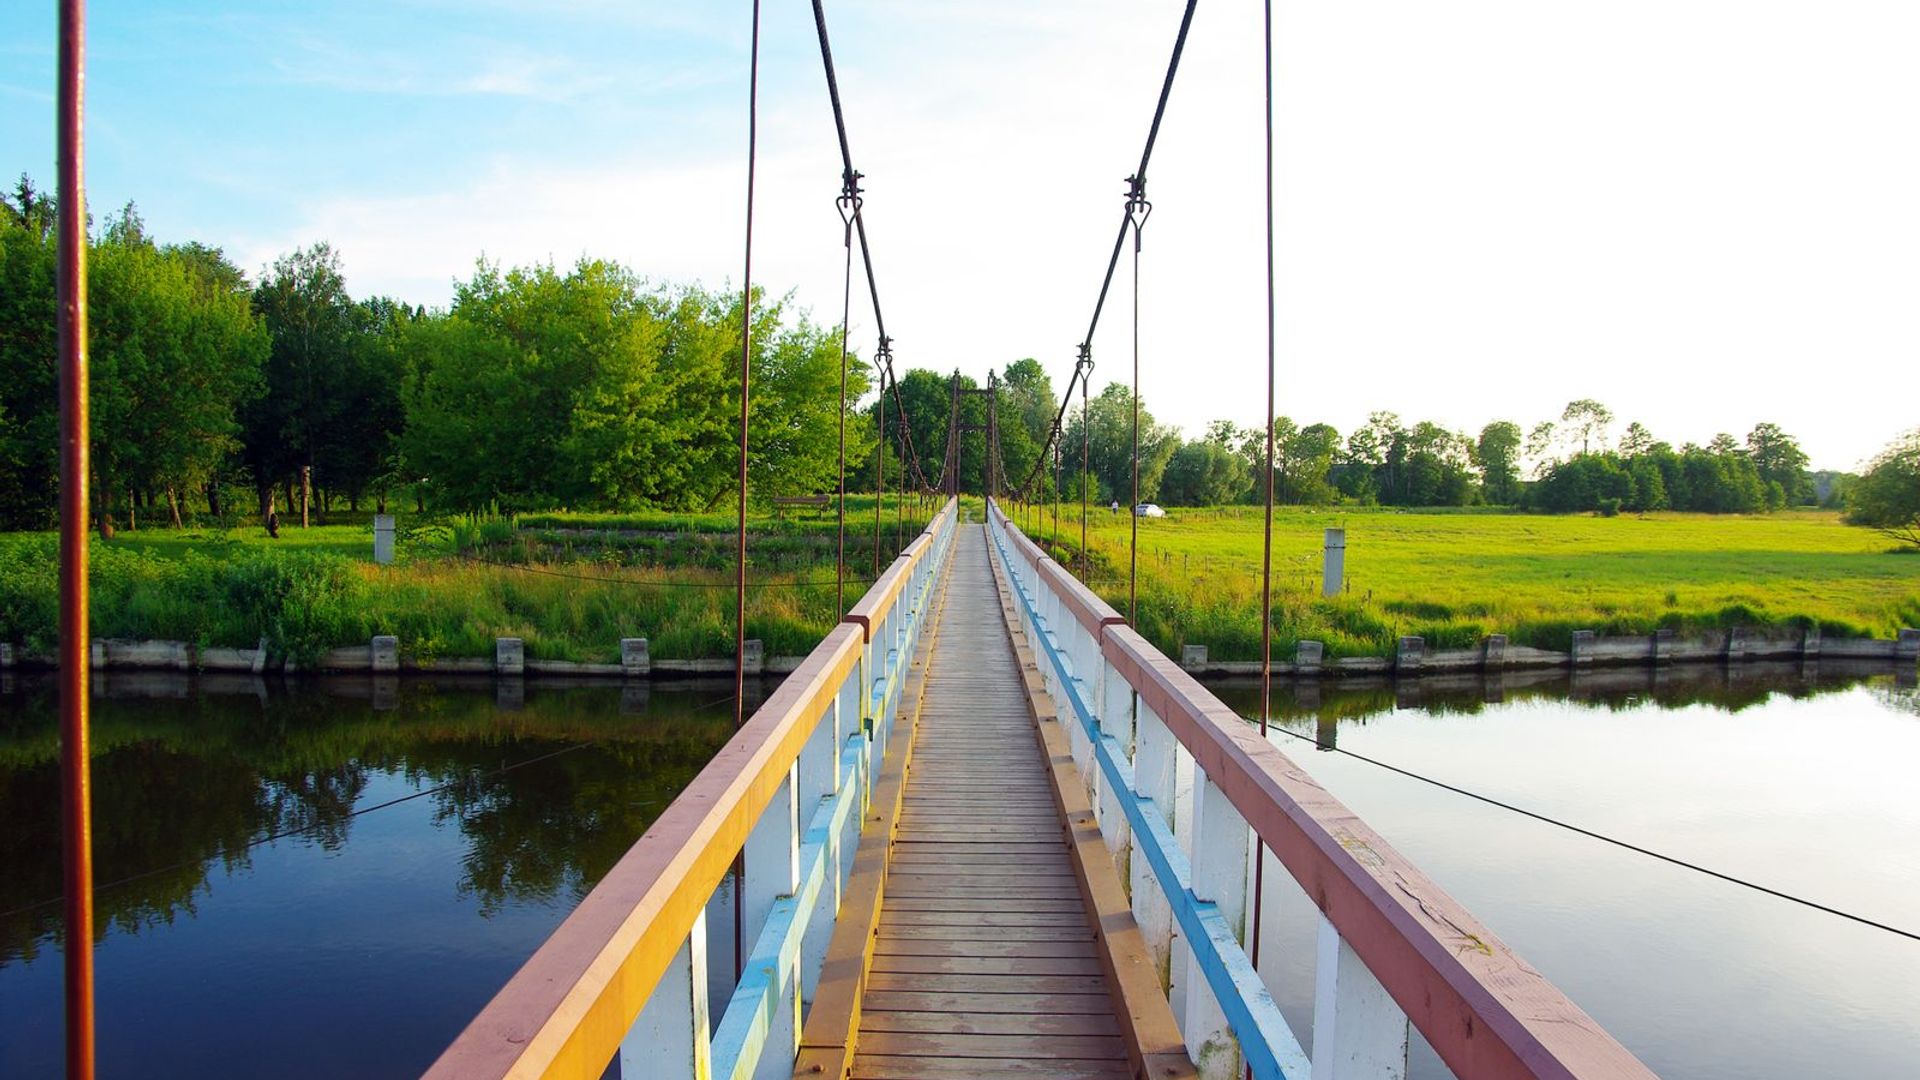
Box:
[57,0,95,1076]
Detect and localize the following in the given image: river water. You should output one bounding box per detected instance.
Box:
[1,664,1914,1077]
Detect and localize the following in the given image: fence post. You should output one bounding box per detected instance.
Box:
[1131,696,1178,990]
[1310,915,1410,1080]
[621,911,712,1080]
[1185,775,1249,1080]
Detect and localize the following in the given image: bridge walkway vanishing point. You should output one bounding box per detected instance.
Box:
[842,524,1189,1079]
[428,498,1657,1080]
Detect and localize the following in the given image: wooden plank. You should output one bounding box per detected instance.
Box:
[874,925,1095,943]
[861,991,1116,1016]
[879,911,1090,928]
[868,955,1105,978]
[878,896,1085,913]
[850,1054,1130,1080]
[863,971,1111,996]
[856,1032,1126,1061]
[872,935,1096,955]
[860,1011,1121,1037]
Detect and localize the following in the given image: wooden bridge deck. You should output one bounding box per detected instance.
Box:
[851,525,1138,1080]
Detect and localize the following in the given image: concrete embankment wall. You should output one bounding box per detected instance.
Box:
[1177,625,1920,679]
[5,625,1916,681]
[0,636,808,677]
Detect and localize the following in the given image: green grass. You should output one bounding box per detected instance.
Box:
[0,496,941,665]
[1011,505,1920,660]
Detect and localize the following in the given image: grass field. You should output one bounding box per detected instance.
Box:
[0,495,937,665]
[5,501,1912,665]
[1008,505,1920,660]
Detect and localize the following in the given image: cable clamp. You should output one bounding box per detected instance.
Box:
[1123,174,1153,248]
[836,170,864,241]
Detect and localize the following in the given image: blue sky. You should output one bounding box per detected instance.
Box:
[4,1,1916,471]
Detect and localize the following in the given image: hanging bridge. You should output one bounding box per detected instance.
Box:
[37,1,1666,1077]
[426,504,1655,1080]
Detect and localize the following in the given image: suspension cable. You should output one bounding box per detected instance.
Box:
[731,0,763,982]
[1126,176,1151,623]
[1250,0,1280,990]
[833,175,860,614]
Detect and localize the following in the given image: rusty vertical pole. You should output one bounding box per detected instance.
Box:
[56,0,96,1076]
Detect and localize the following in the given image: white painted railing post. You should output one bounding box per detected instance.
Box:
[622,910,712,1079]
[1131,698,1178,990]
[1096,653,1134,863]
[796,691,843,1009]
[1185,776,1249,1080]
[742,766,800,1080]
[1311,916,1410,1080]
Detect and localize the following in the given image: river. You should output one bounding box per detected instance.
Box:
[1,663,1914,1077]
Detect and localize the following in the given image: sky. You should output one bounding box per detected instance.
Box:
[2,0,1915,471]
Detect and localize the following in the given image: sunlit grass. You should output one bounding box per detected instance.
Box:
[1006,505,1918,659]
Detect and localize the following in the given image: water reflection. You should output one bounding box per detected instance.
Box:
[1205,661,1920,1080]
[0,673,765,1078]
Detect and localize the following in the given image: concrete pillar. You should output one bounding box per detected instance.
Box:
[742,639,765,675]
[1897,628,1920,664]
[373,514,396,565]
[1802,623,1823,660]
[0,643,12,668]
[90,639,106,668]
[251,635,269,674]
[1482,634,1508,670]
[1726,626,1749,663]
[1295,640,1324,674]
[622,637,651,677]
[1322,528,1346,598]
[371,635,399,673]
[1652,628,1675,665]
[1181,644,1208,671]
[496,637,525,676]
[1570,630,1595,667]
[1395,636,1424,674]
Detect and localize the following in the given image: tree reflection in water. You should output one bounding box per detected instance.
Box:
[0,675,747,965]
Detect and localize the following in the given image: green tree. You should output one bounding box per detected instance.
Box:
[1847,429,1920,548]
[1745,422,1811,505]
[1061,382,1179,504]
[243,244,359,520]
[1561,399,1614,456]
[1474,420,1523,504]
[0,176,59,528]
[89,206,265,533]
[1159,439,1250,506]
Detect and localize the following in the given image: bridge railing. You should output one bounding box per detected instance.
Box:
[985,501,1654,1080]
[427,498,958,1080]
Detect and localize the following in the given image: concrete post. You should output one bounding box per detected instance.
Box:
[1726,626,1749,663]
[496,637,525,676]
[1181,644,1209,671]
[1482,634,1508,670]
[1395,635,1424,674]
[251,635,269,674]
[1802,623,1823,660]
[371,635,399,673]
[0,643,11,668]
[373,514,396,565]
[90,639,106,668]
[1897,628,1920,664]
[1322,528,1346,598]
[1651,628,1675,665]
[1295,640,1324,674]
[1570,630,1595,667]
[742,639,765,675]
[622,637,651,677]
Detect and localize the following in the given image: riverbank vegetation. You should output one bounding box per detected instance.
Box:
[1021,505,1920,661]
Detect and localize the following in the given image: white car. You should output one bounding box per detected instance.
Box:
[1133,503,1166,518]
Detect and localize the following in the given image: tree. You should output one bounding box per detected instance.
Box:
[1746,422,1811,505]
[89,205,266,533]
[1474,421,1523,504]
[1847,429,1920,548]
[1524,421,1558,478]
[1061,382,1179,504]
[244,244,359,520]
[0,177,59,529]
[1618,421,1656,457]
[1159,439,1249,506]
[1560,399,1614,456]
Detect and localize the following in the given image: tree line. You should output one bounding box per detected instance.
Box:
[5,174,1907,534]
[0,177,872,532]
